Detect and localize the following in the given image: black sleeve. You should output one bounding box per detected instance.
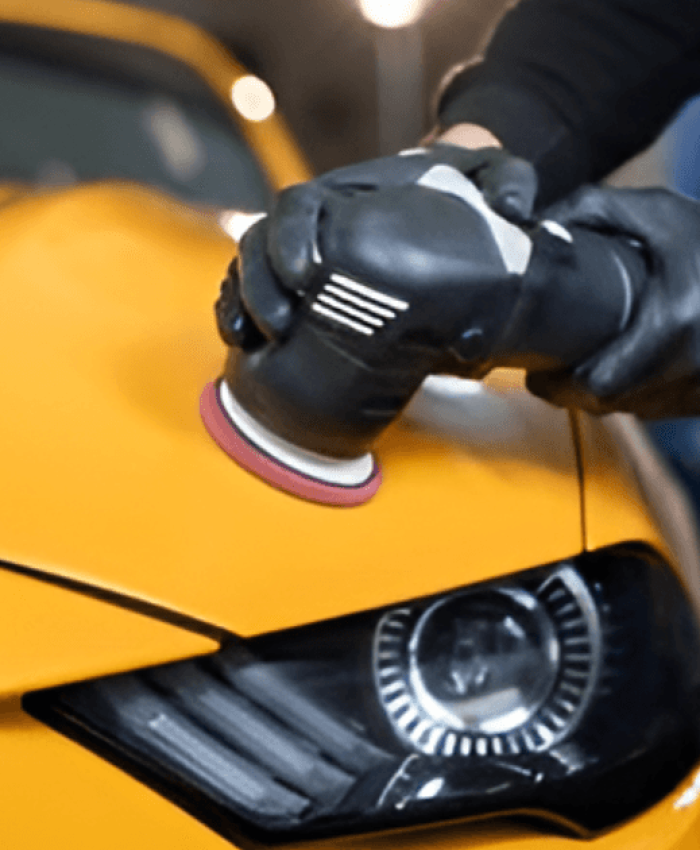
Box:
[437,0,700,206]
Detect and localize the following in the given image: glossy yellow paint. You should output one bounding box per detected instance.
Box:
[0,568,216,697]
[1,702,698,850]
[0,0,312,189]
[575,411,700,601]
[0,182,582,637]
[0,705,232,848]
[574,412,665,554]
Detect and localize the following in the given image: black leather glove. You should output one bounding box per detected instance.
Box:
[527,186,700,419]
[216,160,644,458]
[216,144,537,349]
[268,142,538,287]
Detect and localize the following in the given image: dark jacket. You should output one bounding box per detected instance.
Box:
[437,0,700,206]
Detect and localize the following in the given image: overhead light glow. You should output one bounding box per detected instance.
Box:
[358,0,427,28]
[218,210,266,243]
[231,75,276,122]
[675,768,700,810]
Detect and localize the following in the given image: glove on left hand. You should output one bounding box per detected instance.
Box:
[216,144,537,350]
[527,186,700,418]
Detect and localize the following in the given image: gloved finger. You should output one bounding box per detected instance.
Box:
[618,379,692,418]
[477,156,538,223]
[524,289,672,413]
[266,183,326,290]
[531,374,700,418]
[321,152,429,191]
[322,145,508,192]
[590,375,700,419]
[573,294,672,399]
[545,185,618,226]
[428,143,537,221]
[214,260,265,351]
[546,186,669,243]
[527,296,672,415]
[238,218,296,341]
[525,369,608,414]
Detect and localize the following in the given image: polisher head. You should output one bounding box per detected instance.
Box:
[200,381,382,507]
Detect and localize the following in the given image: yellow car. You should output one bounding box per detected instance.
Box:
[0,2,699,849]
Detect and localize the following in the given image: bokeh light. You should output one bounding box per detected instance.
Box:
[231,75,276,122]
[358,0,427,28]
[218,210,266,243]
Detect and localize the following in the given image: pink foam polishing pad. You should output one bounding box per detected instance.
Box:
[200,381,382,507]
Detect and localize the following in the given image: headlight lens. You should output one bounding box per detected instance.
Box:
[24,545,700,844]
[376,566,601,755]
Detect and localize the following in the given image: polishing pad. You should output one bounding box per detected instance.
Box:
[200,381,382,506]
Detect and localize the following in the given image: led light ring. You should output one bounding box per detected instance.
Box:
[373,566,602,758]
[535,566,603,750]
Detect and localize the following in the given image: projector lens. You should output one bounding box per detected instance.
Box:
[374,566,602,756]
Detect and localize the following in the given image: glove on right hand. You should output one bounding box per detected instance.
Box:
[527,186,700,418]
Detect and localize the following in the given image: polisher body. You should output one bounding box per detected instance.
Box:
[207,161,646,503]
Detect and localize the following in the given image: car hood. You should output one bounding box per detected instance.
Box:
[0,183,583,636]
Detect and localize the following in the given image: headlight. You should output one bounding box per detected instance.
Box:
[24,545,700,844]
[375,567,600,756]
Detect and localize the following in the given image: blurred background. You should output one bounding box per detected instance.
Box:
[119,0,512,172]
[0,0,683,190]
[116,0,682,184]
[0,0,522,208]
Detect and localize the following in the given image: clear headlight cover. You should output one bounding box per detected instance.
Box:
[24,545,700,844]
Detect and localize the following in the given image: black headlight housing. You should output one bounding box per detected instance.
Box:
[24,544,700,844]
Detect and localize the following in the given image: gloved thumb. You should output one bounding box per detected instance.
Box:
[429,142,537,223]
[545,186,662,246]
[478,155,538,223]
[525,369,605,413]
[526,288,668,413]
[575,301,669,400]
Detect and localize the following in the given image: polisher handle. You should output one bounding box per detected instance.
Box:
[411,161,645,376]
[453,224,647,374]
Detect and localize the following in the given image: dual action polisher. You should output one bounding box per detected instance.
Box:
[201,150,646,506]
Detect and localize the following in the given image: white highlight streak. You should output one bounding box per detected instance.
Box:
[218,210,266,243]
[541,220,574,243]
[612,249,634,330]
[675,768,700,810]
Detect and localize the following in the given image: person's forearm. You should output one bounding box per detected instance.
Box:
[436,0,700,205]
